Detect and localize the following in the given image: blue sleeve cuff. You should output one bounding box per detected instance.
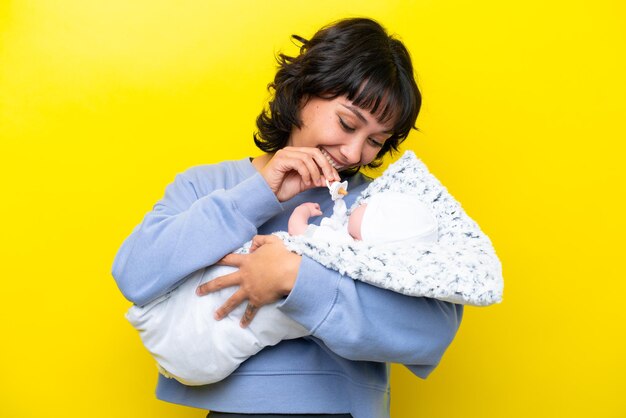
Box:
[278,256,342,333]
[228,173,283,227]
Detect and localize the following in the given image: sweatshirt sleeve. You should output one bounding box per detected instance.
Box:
[278,256,463,376]
[112,165,283,306]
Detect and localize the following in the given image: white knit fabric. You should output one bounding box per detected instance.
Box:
[280,150,504,306]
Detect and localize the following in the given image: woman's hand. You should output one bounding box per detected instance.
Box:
[258,147,340,202]
[196,235,301,327]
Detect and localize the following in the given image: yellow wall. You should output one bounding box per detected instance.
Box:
[2,1,624,417]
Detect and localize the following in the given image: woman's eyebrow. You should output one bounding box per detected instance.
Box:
[340,104,368,124]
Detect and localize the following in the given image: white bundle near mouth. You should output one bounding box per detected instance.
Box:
[277,150,504,307]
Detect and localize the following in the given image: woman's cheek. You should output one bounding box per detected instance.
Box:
[323,126,343,146]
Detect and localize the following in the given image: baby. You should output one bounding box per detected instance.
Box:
[126,185,438,386]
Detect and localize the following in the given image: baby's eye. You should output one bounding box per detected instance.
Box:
[339,117,356,132]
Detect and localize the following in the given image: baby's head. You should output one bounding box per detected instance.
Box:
[348,192,438,244]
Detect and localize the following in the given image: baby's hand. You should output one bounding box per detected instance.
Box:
[287,202,323,236]
[298,202,323,217]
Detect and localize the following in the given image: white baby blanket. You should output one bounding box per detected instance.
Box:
[280,150,503,306]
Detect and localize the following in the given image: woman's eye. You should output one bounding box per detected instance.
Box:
[368,138,384,148]
[339,117,356,132]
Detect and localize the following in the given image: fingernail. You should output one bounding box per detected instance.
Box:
[214,312,221,320]
[196,287,202,296]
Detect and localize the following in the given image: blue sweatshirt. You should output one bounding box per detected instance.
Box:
[112,158,463,418]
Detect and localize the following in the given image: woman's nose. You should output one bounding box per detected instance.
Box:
[340,139,364,165]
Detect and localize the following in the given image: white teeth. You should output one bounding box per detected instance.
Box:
[319,147,340,169]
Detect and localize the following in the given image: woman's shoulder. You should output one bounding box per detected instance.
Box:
[183,157,254,176]
[175,157,257,194]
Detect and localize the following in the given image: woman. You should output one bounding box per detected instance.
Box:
[113,18,463,418]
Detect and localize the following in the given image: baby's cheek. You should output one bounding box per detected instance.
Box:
[348,204,367,240]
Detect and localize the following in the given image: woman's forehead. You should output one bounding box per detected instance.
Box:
[348,86,401,129]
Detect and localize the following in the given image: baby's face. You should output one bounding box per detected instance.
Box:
[348,203,367,240]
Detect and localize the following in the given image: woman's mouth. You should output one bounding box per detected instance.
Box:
[318,147,343,170]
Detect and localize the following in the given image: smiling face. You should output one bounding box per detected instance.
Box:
[287,96,395,172]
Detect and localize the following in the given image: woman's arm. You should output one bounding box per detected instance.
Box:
[114,147,340,307]
[112,165,283,306]
[278,256,463,372]
[196,235,461,370]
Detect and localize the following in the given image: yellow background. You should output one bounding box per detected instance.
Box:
[1,1,624,417]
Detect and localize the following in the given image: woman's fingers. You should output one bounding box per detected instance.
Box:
[253,234,280,246]
[196,235,300,326]
[274,148,325,187]
[250,234,280,252]
[214,289,247,320]
[197,266,257,322]
[291,147,340,184]
[216,253,246,266]
[214,295,260,327]
[196,269,241,296]
[293,152,324,187]
[285,156,316,188]
[241,303,259,328]
[261,147,340,201]
[306,148,340,183]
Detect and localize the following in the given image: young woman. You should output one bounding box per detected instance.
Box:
[113,17,463,418]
